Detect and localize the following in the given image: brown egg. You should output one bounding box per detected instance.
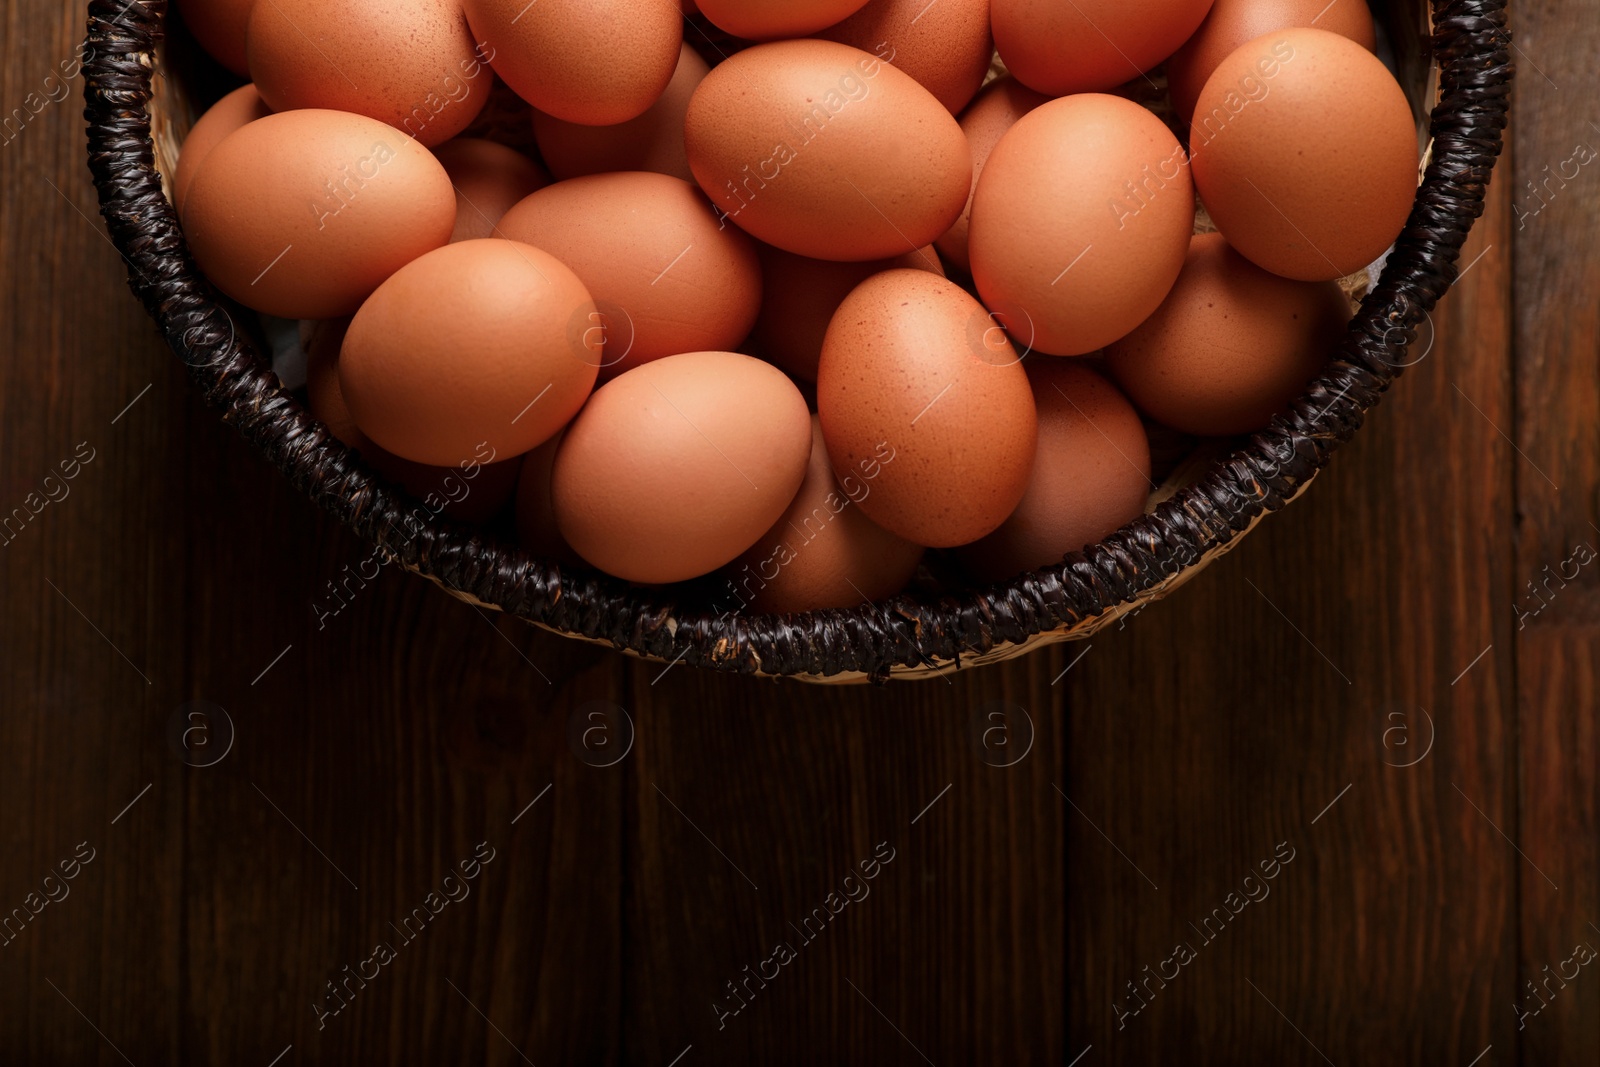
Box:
[552,352,813,584]
[934,76,1050,276]
[532,43,709,182]
[721,417,924,614]
[1167,0,1376,124]
[817,270,1037,547]
[175,0,253,75]
[992,0,1215,95]
[957,361,1151,582]
[497,172,762,379]
[816,0,992,114]
[697,0,870,39]
[173,83,271,216]
[1191,29,1417,281]
[750,243,943,382]
[247,0,492,148]
[339,239,600,466]
[306,318,522,524]
[685,40,971,262]
[184,110,456,319]
[463,0,681,125]
[1102,233,1352,436]
[970,94,1194,356]
[514,435,581,563]
[433,138,549,243]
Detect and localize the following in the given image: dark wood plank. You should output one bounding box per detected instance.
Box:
[1510,5,1600,1063]
[623,656,1066,1065]
[1063,184,1518,1060]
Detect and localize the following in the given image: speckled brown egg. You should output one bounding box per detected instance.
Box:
[1102,233,1353,436]
[685,40,971,262]
[816,0,992,114]
[817,270,1037,547]
[183,110,456,319]
[432,138,549,243]
[532,42,709,182]
[722,416,924,614]
[969,94,1194,355]
[934,76,1049,277]
[497,172,762,379]
[956,361,1151,582]
[1166,0,1376,124]
[749,242,943,382]
[1190,28,1418,281]
[697,0,871,39]
[552,352,813,584]
[305,318,522,524]
[463,0,681,125]
[339,239,600,466]
[247,0,492,147]
[175,0,254,75]
[174,83,271,216]
[992,0,1215,95]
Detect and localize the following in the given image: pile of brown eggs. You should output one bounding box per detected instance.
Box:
[173,0,1418,614]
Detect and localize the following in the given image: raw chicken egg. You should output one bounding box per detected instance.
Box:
[722,416,924,614]
[817,0,993,114]
[175,0,253,75]
[433,138,549,242]
[970,94,1193,355]
[183,109,456,319]
[817,269,1037,547]
[552,352,813,584]
[247,0,492,147]
[992,0,1216,95]
[1102,232,1352,436]
[497,172,762,379]
[1189,28,1418,281]
[957,361,1151,582]
[532,42,710,182]
[173,83,271,215]
[935,76,1050,276]
[696,0,871,40]
[462,0,681,125]
[685,40,971,262]
[338,239,600,466]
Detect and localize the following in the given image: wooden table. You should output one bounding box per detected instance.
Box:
[2,3,1594,1063]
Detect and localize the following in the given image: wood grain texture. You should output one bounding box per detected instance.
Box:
[0,0,1590,1063]
[1509,3,1600,1064]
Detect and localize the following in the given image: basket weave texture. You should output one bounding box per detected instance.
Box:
[83,0,1512,683]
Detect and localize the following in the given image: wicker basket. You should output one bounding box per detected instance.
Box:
[83,0,1511,683]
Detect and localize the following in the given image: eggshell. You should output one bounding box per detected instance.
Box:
[497,172,762,379]
[1166,0,1376,123]
[339,239,600,466]
[1190,28,1417,281]
[970,94,1194,356]
[934,76,1050,276]
[685,40,971,262]
[697,0,871,39]
[552,352,813,584]
[817,270,1037,547]
[992,0,1216,95]
[173,83,271,216]
[463,0,681,125]
[183,110,456,319]
[956,361,1151,582]
[1102,232,1352,436]
[532,43,709,182]
[305,318,522,524]
[514,435,581,563]
[175,0,253,75]
[816,0,992,114]
[247,0,492,148]
[433,138,549,243]
[750,243,944,382]
[722,417,924,614]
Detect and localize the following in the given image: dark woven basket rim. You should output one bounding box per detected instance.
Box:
[83,0,1512,682]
